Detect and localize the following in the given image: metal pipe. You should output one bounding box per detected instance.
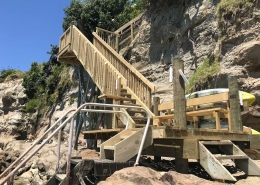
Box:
[80,109,129,129]
[78,103,150,166]
[0,102,150,184]
[66,117,74,184]
[0,109,75,179]
[56,120,62,171]
[0,111,76,185]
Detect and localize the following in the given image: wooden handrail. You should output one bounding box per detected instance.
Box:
[96,13,143,52]
[115,13,144,34]
[59,25,154,110]
[59,26,127,96]
[93,32,154,108]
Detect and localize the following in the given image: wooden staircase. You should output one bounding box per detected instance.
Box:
[58,25,155,129]
[100,127,153,162]
[58,25,155,164]
[199,140,260,181]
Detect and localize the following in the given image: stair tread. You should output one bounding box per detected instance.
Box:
[98,94,135,101]
[71,158,82,164]
[104,145,115,150]
[56,174,66,181]
[214,154,248,160]
[120,132,136,139]
[200,140,232,145]
[121,103,141,107]
[131,116,147,120]
[121,92,131,97]
[127,109,145,113]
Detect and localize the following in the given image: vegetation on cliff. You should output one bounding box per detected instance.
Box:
[22,45,72,113]
[0,69,24,83]
[217,0,257,36]
[187,58,220,93]
[63,0,144,40]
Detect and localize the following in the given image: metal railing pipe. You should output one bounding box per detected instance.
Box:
[56,120,62,171]
[0,109,75,179]
[0,102,150,184]
[0,111,76,185]
[66,117,74,184]
[80,109,129,129]
[79,103,150,166]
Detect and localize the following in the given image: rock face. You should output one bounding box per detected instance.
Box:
[124,0,260,93]
[98,166,224,185]
[122,0,260,126]
[0,79,30,139]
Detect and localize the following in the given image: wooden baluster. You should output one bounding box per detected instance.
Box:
[92,51,97,81]
[131,23,134,41]
[116,34,119,52]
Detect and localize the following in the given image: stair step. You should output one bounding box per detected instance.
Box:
[55,174,66,181]
[104,146,115,150]
[135,123,148,127]
[121,103,141,107]
[127,109,145,113]
[214,155,248,160]
[120,132,136,140]
[71,158,82,165]
[201,140,233,145]
[121,88,127,92]
[121,92,131,97]
[120,97,136,102]
[131,116,147,120]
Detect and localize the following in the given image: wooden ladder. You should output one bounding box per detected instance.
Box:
[199,140,260,181]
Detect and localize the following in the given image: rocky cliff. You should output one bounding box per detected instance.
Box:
[123,0,260,129]
[125,0,260,92]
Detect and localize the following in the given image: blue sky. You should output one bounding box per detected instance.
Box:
[0,0,70,72]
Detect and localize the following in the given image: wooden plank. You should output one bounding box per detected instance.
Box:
[200,140,232,145]
[250,135,260,149]
[162,129,249,141]
[214,155,247,160]
[154,107,227,121]
[100,129,133,159]
[158,92,229,111]
[142,139,199,159]
[117,108,135,129]
[214,112,221,130]
[199,142,236,181]
[82,129,121,134]
[92,32,156,92]
[158,102,173,111]
[114,127,153,162]
[98,94,136,102]
[221,142,260,176]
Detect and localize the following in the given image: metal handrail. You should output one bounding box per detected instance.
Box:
[0,109,76,180]
[0,103,150,184]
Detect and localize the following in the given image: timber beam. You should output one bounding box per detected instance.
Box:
[152,127,249,141]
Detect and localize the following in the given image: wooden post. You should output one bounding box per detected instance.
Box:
[172,58,188,174]
[104,98,113,129]
[153,97,161,162]
[172,58,186,129]
[153,97,160,116]
[228,76,243,132]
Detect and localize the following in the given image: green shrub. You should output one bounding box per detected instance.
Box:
[0,68,24,83]
[186,57,220,93]
[25,98,40,113]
